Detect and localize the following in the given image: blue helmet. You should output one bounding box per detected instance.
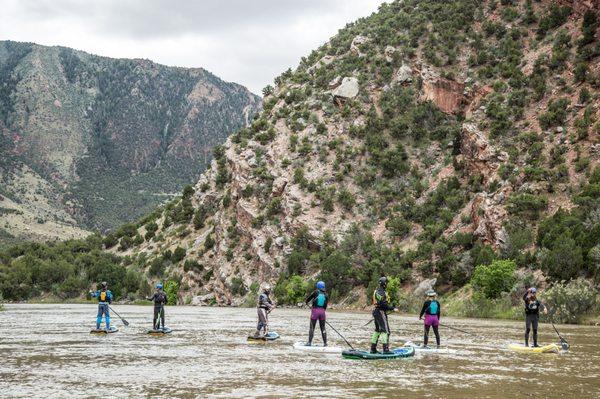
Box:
[156,282,163,290]
[530,287,537,294]
[316,281,325,290]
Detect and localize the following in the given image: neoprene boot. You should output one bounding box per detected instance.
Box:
[383,344,390,353]
[533,330,539,347]
[370,343,378,354]
[322,331,327,347]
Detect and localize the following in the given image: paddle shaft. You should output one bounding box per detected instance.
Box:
[325,320,355,350]
[108,305,129,326]
[439,323,474,336]
[550,320,569,347]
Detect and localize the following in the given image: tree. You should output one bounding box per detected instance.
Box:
[164,280,179,305]
[171,246,186,263]
[471,259,516,299]
[540,235,584,281]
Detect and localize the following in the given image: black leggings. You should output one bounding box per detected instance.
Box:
[153,306,165,329]
[309,319,327,345]
[525,314,539,346]
[424,324,440,346]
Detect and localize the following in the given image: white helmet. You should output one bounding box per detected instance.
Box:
[261,283,271,293]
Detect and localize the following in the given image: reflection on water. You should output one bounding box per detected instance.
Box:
[0,304,599,398]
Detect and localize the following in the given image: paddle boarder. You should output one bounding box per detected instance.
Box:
[253,283,275,338]
[305,280,328,346]
[146,282,168,330]
[371,276,397,354]
[89,281,113,331]
[523,287,548,347]
[419,290,441,348]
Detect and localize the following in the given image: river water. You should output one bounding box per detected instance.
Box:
[0,304,598,398]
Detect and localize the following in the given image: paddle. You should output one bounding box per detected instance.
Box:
[325,320,355,350]
[550,320,569,350]
[439,322,475,336]
[108,305,130,327]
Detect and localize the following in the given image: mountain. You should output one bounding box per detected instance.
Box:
[0,41,261,243]
[105,0,599,307]
[0,1,598,319]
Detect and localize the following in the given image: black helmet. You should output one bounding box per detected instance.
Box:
[378,276,388,288]
[101,281,108,289]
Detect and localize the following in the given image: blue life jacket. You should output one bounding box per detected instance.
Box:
[315,291,326,308]
[429,301,439,315]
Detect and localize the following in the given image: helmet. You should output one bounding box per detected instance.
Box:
[262,283,271,293]
[101,281,108,289]
[156,282,163,290]
[378,276,388,288]
[530,287,537,294]
[426,290,437,297]
[316,281,325,290]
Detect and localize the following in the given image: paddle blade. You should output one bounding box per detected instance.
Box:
[560,338,569,351]
[122,319,130,327]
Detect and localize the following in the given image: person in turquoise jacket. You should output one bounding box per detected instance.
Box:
[89,281,113,331]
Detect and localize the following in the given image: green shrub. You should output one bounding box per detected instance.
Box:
[471,259,516,299]
[285,275,308,304]
[230,277,247,296]
[103,234,118,249]
[183,259,202,273]
[538,98,569,130]
[337,188,355,211]
[507,193,547,219]
[171,246,186,263]
[541,279,597,324]
[537,4,571,38]
[149,258,166,277]
[386,215,411,238]
[193,206,207,230]
[164,280,179,305]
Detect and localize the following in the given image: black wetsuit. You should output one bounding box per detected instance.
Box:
[524,293,544,346]
[149,291,167,329]
[371,287,395,351]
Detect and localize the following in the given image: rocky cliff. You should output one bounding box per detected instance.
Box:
[111,0,598,305]
[0,41,261,243]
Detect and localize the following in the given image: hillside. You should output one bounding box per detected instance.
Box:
[0,41,261,243]
[0,0,598,321]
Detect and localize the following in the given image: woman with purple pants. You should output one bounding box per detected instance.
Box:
[304,281,328,346]
[419,290,441,348]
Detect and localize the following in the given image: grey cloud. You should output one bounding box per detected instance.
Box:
[2,0,385,93]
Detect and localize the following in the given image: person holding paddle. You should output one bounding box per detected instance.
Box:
[370,276,397,354]
[419,290,441,348]
[146,282,168,330]
[89,281,113,331]
[253,283,275,339]
[523,287,547,347]
[305,281,328,346]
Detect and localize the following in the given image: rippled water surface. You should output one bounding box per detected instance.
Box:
[1,304,599,398]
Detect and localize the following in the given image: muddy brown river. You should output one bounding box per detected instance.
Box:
[0,304,598,398]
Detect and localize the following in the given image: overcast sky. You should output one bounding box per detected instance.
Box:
[1,0,386,94]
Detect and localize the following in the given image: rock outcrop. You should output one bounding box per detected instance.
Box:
[331,77,359,102]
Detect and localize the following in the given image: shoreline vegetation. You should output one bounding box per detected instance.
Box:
[6,289,599,326]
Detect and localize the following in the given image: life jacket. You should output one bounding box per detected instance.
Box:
[258,293,271,309]
[155,292,167,305]
[429,301,439,315]
[372,287,387,308]
[98,290,109,303]
[315,291,326,308]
